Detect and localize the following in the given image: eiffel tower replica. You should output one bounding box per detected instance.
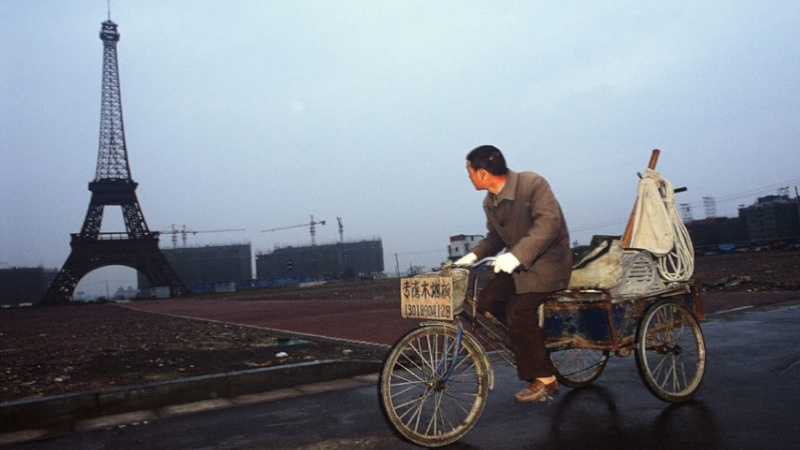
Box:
[43,19,187,304]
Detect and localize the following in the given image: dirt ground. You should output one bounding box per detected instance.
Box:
[692,249,800,291]
[1,249,798,404]
[0,304,388,404]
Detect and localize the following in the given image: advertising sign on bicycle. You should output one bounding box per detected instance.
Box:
[400,276,454,320]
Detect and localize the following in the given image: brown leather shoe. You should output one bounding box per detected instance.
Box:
[515,379,559,403]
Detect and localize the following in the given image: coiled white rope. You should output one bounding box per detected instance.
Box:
[655,174,694,281]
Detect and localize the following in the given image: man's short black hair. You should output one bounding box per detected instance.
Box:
[467,145,508,176]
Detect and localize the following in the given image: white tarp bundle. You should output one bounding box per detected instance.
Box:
[630,168,674,255]
[629,168,694,281]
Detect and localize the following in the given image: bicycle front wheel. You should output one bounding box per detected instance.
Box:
[551,347,609,388]
[379,324,492,447]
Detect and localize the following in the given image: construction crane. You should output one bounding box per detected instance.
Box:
[261,215,326,246]
[157,224,245,248]
[337,216,344,243]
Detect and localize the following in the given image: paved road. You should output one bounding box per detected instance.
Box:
[9,300,800,449]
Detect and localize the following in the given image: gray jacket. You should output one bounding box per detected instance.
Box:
[471,170,572,293]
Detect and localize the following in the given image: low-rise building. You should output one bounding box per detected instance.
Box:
[447,234,484,260]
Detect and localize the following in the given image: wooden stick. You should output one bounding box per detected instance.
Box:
[622,149,660,247]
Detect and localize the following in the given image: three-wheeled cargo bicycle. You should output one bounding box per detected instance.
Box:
[378,151,706,447]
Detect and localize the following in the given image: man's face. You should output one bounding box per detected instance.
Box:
[467,161,486,191]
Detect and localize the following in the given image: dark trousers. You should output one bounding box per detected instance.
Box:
[477,273,556,381]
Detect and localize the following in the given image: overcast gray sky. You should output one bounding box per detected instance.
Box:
[2,1,799,293]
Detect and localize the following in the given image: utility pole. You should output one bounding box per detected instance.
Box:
[795,186,800,233]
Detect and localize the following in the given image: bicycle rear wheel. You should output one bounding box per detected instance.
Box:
[379,324,492,447]
[635,299,706,403]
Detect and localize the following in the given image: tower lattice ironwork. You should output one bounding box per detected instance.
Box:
[43,19,187,303]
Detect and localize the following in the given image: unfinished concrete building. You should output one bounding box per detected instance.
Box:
[0,267,58,306]
[256,239,384,283]
[738,194,800,241]
[138,243,252,294]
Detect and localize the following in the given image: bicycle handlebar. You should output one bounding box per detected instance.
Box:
[451,256,497,269]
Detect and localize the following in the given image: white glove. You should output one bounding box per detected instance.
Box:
[493,253,521,274]
[454,253,478,266]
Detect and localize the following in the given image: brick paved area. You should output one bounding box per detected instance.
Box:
[124,290,800,347]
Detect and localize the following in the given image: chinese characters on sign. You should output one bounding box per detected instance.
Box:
[400,276,454,320]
